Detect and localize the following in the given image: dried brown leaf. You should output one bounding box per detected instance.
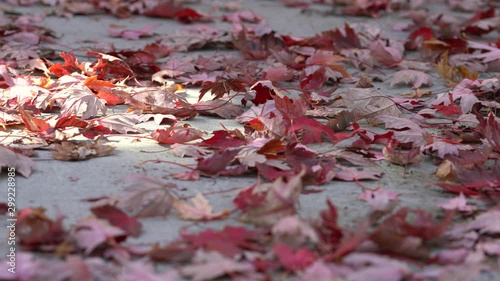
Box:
[51,137,114,161]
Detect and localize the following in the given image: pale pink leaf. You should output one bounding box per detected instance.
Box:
[180,250,255,281]
[72,217,126,255]
[108,24,159,40]
[358,188,400,210]
[369,40,404,67]
[0,145,35,177]
[390,70,432,88]
[173,193,230,221]
[437,193,476,213]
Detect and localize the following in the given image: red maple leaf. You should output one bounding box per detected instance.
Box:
[91,204,142,237]
[273,243,317,271]
[81,124,113,139]
[341,0,388,17]
[463,7,496,36]
[17,208,66,248]
[243,80,276,106]
[436,165,500,195]
[96,87,126,105]
[48,52,86,77]
[282,143,337,185]
[175,8,206,24]
[151,123,203,145]
[476,112,500,153]
[196,148,244,176]
[144,1,209,24]
[87,52,135,81]
[19,108,51,133]
[405,27,434,50]
[263,65,294,82]
[289,117,337,144]
[371,208,454,259]
[54,115,88,129]
[72,217,127,255]
[232,29,280,60]
[233,184,267,213]
[383,139,421,166]
[83,76,116,93]
[199,78,246,101]
[314,199,343,252]
[300,67,328,91]
[180,226,262,257]
[274,95,307,121]
[433,100,463,116]
[199,129,247,149]
[327,23,362,50]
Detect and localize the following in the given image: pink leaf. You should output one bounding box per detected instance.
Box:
[273,243,317,271]
[0,145,35,177]
[390,70,432,88]
[173,193,230,221]
[151,123,204,145]
[72,217,126,254]
[437,193,476,214]
[369,40,404,67]
[108,24,159,40]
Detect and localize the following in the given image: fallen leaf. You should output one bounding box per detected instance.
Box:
[180,226,261,258]
[382,139,421,166]
[358,188,400,211]
[60,86,107,120]
[436,165,500,195]
[174,193,230,221]
[435,52,478,87]
[0,144,36,177]
[272,216,318,247]
[334,166,383,181]
[91,204,142,237]
[118,260,180,281]
[340,88,401,123]
[390,69,432,88]
[199,78,246,101]
[170,143,211,158]
[151,123,204,145]
[273,243,317,271]
[17,208,66,247]
[19,108,51,133]
[196,148,244,176]
[239,170,305,226]
[435,159,458,180]
[289,117,338,144]
[437,193,476,214]
[180,250,255,281]
[328,23,362,50]
[108,24,159,40]
[192,99,244,119]
[369,40,404,67]
[72,217,126,255]
[112,175,176,218]
[51,137,114,161]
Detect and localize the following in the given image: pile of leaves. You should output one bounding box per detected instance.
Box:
[1,0,500,280]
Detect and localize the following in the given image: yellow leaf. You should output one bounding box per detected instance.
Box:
[435,160,457,181]
[435,52,478,87]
